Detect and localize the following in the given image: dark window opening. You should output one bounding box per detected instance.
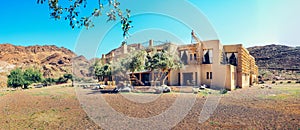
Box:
[203,50,213,64]
[178,73,181,86]
[195,72,198,85]
[206,72,212,79]
[203,51,210,64]
[181,51,188,65]
[206,72,209,79]
[229,53,237,66]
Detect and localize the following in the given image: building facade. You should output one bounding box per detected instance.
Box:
[102,34,258,90]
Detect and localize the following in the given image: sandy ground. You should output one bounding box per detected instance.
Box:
[0,84,299,129]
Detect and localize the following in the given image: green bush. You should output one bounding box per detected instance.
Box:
[287,81,292,84]
[56,77,68,84]
[42,78,57,86]
[220,89,228,94]
[7,68,24,88]
[7,68,42,89]
[23,68,42,89]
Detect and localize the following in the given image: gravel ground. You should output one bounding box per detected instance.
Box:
[1,84,299,129]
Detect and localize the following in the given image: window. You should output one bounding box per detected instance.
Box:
[181,51,188,65]
[203,49,213,64]
[207,72,212,79]
[190,54,193,61]
[195,72,198,85]
[206,72,209,79]
[229,53,237,66]
[194,54,197,60]
[226,52,238,66]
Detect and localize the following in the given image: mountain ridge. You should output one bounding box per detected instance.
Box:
[247,44,300,70]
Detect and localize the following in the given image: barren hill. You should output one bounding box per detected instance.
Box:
[247,44,300,70]
[0,44,91,87]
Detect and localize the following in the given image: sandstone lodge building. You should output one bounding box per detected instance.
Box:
[102,32,258,90]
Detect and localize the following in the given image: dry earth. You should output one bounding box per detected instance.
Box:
[0,83,299,129]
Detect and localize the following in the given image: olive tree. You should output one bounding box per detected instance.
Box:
[37,0,132,39]
[127,50,147,85]
[63,73,74,86]
[146,49,182,85]
[110,50,147,85]
[95,63,112,82]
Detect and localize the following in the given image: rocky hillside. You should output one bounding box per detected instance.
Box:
[247,44,300,69]
[0,44,91,87]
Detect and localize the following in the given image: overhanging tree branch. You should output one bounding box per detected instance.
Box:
[37,0,132,39]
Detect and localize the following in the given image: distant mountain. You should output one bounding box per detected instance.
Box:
[247,44,300,70]
[0,44,91,87]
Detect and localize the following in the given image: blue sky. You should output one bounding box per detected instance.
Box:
[0,0,299,58]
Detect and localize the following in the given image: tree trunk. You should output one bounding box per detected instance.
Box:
[97,76,100,82]
[131,72,135,86]
[162,75,167,85]
[162,70,170,85]
[23,85,28,89]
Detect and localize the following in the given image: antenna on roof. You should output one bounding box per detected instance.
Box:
[191,30,202,44]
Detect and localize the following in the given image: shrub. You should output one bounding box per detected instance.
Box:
[7,68,42,89]
[23,68,42,89]
[42,78,56,86]
[220,89,228,94]
[7,68,24,88]
[296,80,300,84]
[271,81,276,84]
[287,81,292,84]
[279,81,283,84]
[56,77,68,84]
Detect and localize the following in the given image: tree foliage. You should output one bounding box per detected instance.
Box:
[37,0,132,39]
[57,76,68,84]
[146,49,182,85]
[110,47,182,86]
[63,73,73,81]
[111,56,130,81]
[23,68,43,89]
[7,68,25,88]
[63,73,74,86]
[128,50,147,74]
[42,78,57,86]
[110,50,147,84]
[95,63,112,82]
[7,68,42,89]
